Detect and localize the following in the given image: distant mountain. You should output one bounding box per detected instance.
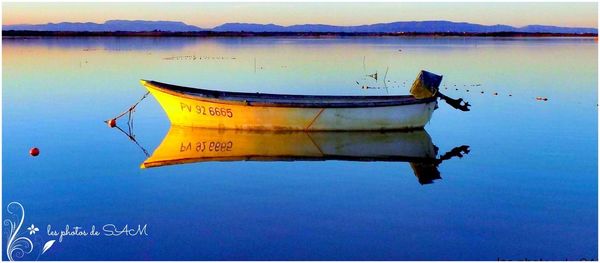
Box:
[518,24,597,34]
[4,20,205,32]
[4,20,597,34]
[213,21,597,34]
[211,23,287,32]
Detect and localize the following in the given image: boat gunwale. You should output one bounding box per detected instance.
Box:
[142,80,438,108]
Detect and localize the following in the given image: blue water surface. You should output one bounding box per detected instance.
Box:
[2,37,598,260]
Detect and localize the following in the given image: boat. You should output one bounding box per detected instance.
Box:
[140,70,468,131]
[141,126,470,184]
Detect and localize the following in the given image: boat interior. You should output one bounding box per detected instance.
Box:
[143,80,438,107]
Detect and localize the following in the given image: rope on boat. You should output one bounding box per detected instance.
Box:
[105,91,150,124]
[105,91,151,157]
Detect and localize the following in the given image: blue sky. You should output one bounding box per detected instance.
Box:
[3,2,598,28]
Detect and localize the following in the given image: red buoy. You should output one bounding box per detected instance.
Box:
[108,119,116,128]
[30,147,39,157]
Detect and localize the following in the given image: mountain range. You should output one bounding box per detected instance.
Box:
[4,20,204,32]
[4,20,597,34]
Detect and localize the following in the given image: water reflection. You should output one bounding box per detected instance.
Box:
[4,36,596,259]
[2,36,204,50]
[140,126,469,185]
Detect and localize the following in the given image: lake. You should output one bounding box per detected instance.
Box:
[3,36,597,260]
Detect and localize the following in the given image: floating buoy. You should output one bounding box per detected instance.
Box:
[29,147,39,157]
[108,119,117,128]
[466,89,469,92]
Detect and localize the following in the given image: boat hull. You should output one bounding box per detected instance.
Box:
[143,80,437,131]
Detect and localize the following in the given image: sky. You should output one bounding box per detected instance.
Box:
[3,2,598,29]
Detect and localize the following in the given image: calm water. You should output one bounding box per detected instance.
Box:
[3,37,598,260]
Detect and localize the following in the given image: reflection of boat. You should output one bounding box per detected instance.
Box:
[140,79,438,131]
[141,126,470,185]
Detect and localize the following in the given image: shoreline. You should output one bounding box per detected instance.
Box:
[3,30,597,38]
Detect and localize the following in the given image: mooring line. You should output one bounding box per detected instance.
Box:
[105,91,150,123]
